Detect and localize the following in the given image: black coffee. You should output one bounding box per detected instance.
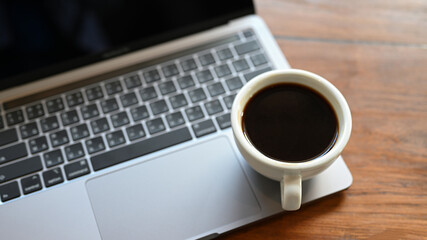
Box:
[242,83,338,162]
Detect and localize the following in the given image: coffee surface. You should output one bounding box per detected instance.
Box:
[242,83,338,162]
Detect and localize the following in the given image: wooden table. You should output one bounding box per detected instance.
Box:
[219,0,427,239]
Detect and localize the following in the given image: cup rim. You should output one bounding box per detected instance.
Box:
[231,69,352,171]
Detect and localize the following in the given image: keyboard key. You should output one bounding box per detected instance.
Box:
[70,124,90,141]
[0,181,20,202]
[90,117,110,134]
[29,136,49,154]
[124,75,142,89]
[169,94,188,109]
[180,58,198,72]
[0,143,27,165]
[250,53,268,66]
[6,109,24,126]
[243,30,254,38]
[207,82,225,97]
[199,53,215,66]
[177,75,195,89]
[192,119,217,138]
[223,94,236,109]
[216,113,231,129]
[66,91,84,107]
[86,85,104,101]
[110,111,130,128]
[185,106,204,122]
[43,167,64,187]
[143,69,161,83]
[105,80,123,95]
[225,76,243,91]
[106,130,126,148]
[26,103,45,120]
[214,64,232,78]
[50,130,69,147]
[120,92,139,107]
[0,128,18,147]
[40,116,60,132]
[61,109,80,126]
[91,127,192,171]
[112,111,133,130]
[80,103,100,120]
[244,67,272,81]
[64,143,85,161]
[20,122,39,139]
[126,124,146,141]
[46,97,65,113]
[158,81,177,95]
[0,156,43,184]
[217,48,234,60]
[235,40,260,55]
[232,59,250,72]
[188,88,207,103]
[205,100,224,115]
[166,112,185,128]
[64,159,90,180]
[150,100,169,115]
[85,136,105,154]
[162,63,179,77]
[21,174,42,195]
[139,86,158,101]
[130,105,150,121]
[196,69,214,83]
[146,117,166,134]
[43,149,64,168]
[101,98,120,113]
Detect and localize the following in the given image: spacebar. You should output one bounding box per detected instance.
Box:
[91,127,192,171]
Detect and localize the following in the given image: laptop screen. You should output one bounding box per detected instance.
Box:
[0,0,254,90]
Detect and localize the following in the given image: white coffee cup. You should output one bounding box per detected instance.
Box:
[231,69,352,211]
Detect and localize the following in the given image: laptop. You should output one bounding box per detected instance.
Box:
[0,1,352,239]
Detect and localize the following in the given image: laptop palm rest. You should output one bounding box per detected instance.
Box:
[86,136,261,240]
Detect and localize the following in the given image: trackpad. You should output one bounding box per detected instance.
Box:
[86,137,260,240]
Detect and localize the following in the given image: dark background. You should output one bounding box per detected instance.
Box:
[0,0,253,89]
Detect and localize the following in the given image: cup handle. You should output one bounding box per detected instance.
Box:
[280,175,302,211]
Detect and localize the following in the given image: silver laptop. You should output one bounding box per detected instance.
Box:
[0,1,352,239]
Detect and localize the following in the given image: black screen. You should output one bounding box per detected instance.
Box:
[0,0,253,90]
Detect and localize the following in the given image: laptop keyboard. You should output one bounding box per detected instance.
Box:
[0,29,273,203]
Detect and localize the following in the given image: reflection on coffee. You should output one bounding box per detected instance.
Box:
[242,83,338,162]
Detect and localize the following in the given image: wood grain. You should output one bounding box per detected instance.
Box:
[218,0,427,239]
[254,0,427,45]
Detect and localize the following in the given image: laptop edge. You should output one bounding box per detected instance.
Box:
[0,14,352,240]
